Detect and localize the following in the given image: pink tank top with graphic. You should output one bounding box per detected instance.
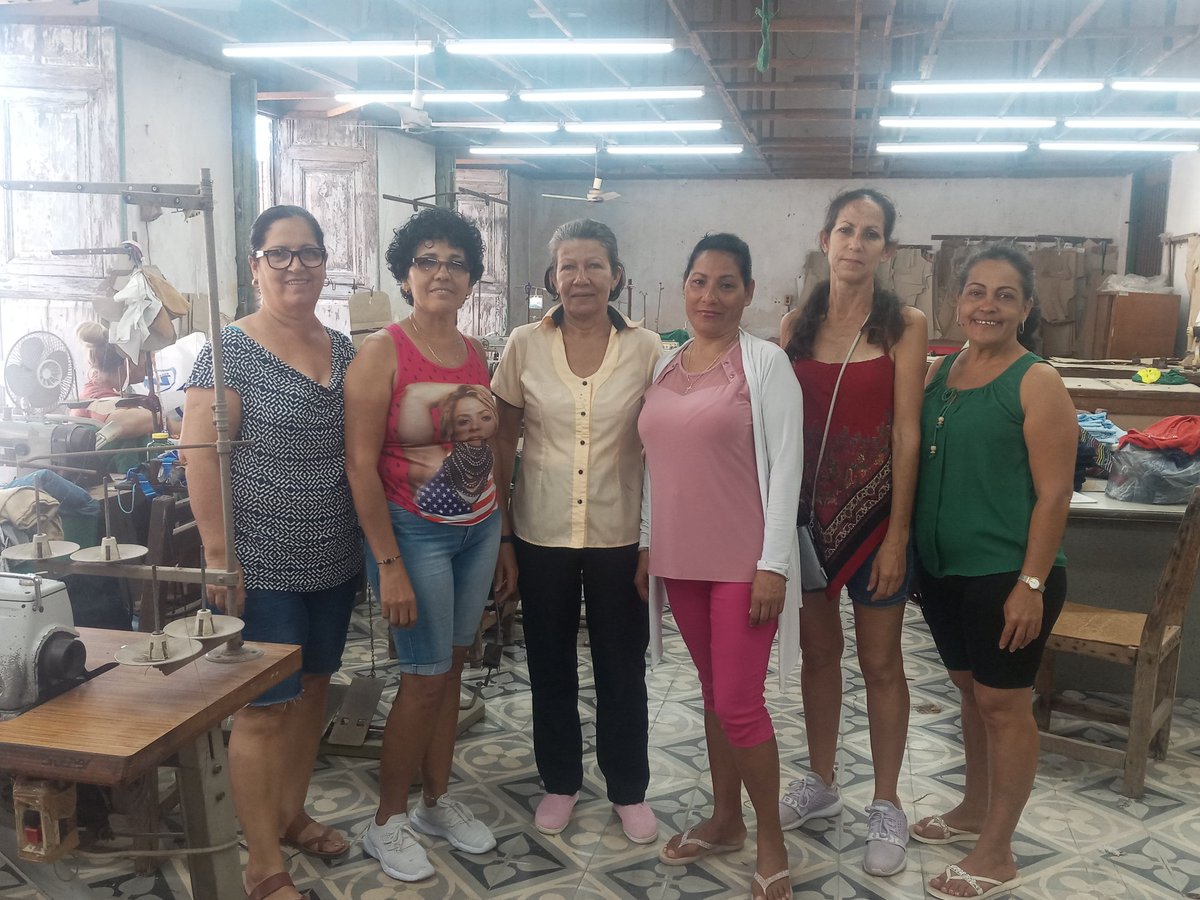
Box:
[377,324,498,525]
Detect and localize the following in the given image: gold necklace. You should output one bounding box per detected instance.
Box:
[409,315,456,367]
[681,340,734,395]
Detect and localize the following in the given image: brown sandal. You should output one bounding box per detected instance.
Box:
[245,872,308,900]
[281,814,349,859]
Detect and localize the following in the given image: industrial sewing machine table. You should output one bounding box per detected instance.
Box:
[0,627,299,899]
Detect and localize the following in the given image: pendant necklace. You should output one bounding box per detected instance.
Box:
[928,386,959,458]
[681,341,731,395]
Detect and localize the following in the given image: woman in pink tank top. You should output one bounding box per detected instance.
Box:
[777,189,927,878]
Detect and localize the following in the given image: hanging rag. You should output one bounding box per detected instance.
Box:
[755,2,774,72]
[0,486,64,539]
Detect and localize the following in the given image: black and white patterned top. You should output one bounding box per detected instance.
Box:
[185,326,362,592]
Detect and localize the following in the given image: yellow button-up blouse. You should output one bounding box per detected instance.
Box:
[492,305,662,548]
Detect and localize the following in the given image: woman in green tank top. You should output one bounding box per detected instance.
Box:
[910,245,1076,900]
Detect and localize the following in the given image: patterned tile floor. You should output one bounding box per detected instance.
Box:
[3,601,1200,899]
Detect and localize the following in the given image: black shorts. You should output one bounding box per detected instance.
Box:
[916,566,1066,690]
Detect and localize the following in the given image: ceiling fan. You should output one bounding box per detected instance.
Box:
[542,175,621,204]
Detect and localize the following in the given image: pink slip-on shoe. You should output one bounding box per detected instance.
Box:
[614,801,658,844]
[534,792,579,835]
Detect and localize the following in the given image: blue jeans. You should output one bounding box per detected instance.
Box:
[241,574,360,707]
[365,504,500,675]
[844,541,915,607]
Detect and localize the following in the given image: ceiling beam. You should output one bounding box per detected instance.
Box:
[741,108,853,121]
[662,0,767,166]
[710,57,864,73]
[724,79,848,92]
[862,0,898,176]
[689,14,934,34]
[941,24,1198,42]
[918,0,957,80]
[848,0,865,172]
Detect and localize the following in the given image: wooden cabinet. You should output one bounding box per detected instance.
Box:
[1085,291,1180,359]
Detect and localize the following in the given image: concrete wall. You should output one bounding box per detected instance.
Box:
[510,175,1133,337]
[119,36,238,321]
[377,130,437,319]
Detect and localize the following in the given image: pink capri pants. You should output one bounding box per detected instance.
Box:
[663,577,777,747]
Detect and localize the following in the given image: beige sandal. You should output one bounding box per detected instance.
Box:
[910,814,981,845]
[657,827,745,866]
[752,869,792,899]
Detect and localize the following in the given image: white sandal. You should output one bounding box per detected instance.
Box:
[752,869,791,899]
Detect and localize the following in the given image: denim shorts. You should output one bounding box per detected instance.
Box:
[365,504,501,676]
[241,573,360,707]
[844,541,915,607]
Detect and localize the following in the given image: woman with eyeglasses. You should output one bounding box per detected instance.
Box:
[345,207,516,884]
[182,205,361,900]
[492,219,662,843]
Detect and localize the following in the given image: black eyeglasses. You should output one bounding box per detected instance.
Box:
[412,255,470,276]
[254,247,327,269]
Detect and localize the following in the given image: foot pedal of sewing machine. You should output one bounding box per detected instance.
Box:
[325,677,385,748]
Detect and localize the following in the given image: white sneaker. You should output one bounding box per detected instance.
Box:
[779,772,844,831]
[863,800,908,877]
[363,813,435,882]
[411,795,497,854]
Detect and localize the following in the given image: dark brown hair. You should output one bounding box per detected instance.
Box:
[785,188,905,361]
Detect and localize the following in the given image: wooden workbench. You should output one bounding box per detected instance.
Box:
[0,628,299,899]
[1063,376,1200,430]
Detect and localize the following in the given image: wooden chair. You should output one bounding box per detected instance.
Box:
[136,494,204,631]
[1034,486,1200,798]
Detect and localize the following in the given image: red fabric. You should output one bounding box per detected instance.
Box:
[792,354,895,601]
[377,324,497,525]
[1118,416,1200,455]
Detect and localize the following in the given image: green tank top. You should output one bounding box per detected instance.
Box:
[915,350,1067,578]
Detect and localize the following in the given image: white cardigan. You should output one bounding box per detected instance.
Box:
[641,329,805,687]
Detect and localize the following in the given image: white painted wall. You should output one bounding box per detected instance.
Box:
[119,36,238,321]
[1166,152,1200,349]
[377,130,436,319]
[511,175,1133,337]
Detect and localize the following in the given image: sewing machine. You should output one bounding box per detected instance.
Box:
[0,573,88,719]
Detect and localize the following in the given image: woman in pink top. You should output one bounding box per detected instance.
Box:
[638,233,804,900]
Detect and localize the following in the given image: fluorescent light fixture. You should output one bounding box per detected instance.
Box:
[606,144,744,155]
[1064,117,1200,130]
[878,116,1056,129]
[334,90,510,104]
[468,145,596,156]
[446,38,673,56]
[224,40,433,59]
[876,142,1029,153]
[520,86,705,102]
[565,120,722,134]
[1040,140,1200,152]
[891,79,1103,95]
[1111,78,1200,93]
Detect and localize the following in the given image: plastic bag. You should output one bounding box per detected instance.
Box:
[1104,445,1200,504]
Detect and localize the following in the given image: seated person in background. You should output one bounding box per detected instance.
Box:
[75,322,153,450]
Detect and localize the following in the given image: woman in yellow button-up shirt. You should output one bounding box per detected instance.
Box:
[493,219,662,843]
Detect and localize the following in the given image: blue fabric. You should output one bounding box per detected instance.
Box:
[364,504,500,676]
[1077,411,1125,445]
[843,541,914,607]
[239,574,359,706]
[4,469,99,517]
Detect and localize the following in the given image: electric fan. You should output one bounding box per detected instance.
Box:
[4,331,76,412]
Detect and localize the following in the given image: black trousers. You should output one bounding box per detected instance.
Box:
[514,539,650,805]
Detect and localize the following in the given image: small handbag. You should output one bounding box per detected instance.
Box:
[799,315,870,592]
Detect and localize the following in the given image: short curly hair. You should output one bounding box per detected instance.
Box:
[386,207,486,304]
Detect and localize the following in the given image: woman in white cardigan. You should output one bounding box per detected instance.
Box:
[636,233,803,900]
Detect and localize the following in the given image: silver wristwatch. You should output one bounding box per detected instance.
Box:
[1017,574,1045,593]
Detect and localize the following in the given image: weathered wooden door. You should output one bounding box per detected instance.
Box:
[275,118,377,336]
[455,168,508,339]
[0,24,120,402]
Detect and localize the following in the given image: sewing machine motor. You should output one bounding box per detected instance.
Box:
[0,573,86,717]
